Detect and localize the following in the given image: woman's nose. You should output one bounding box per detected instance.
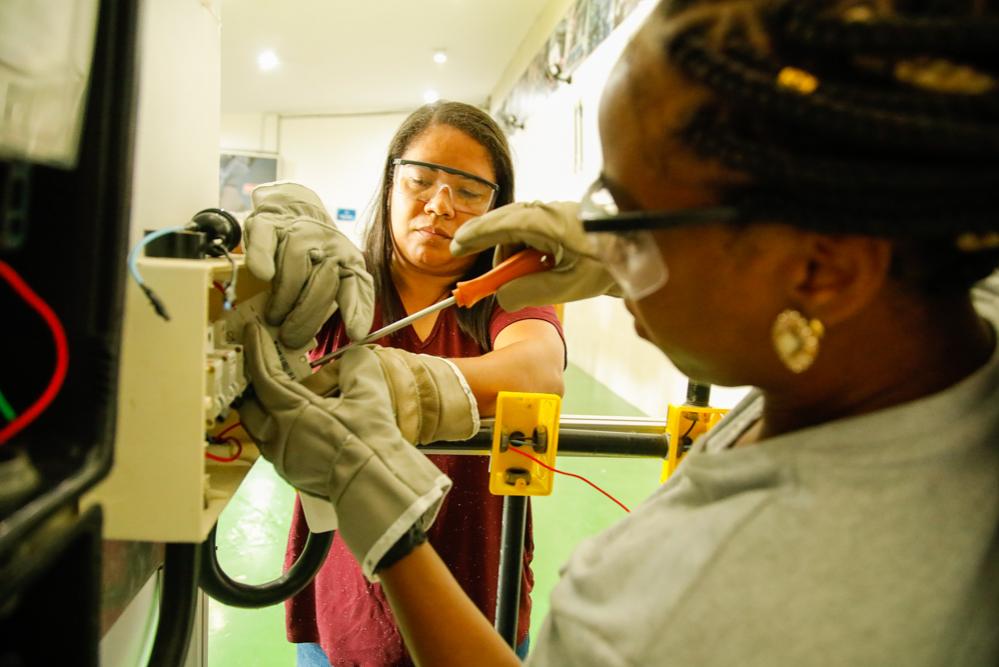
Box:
[424,184,455,218]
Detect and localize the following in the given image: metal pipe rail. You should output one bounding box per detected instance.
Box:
[422,415,669,459]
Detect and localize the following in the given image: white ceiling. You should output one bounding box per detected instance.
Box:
[220,0,551,115]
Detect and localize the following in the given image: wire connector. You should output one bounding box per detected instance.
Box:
[140,283,170,321]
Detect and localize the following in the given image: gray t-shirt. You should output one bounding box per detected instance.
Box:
[528,285,999,666]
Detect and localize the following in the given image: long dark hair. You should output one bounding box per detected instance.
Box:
[362,101,515,349]
[657,0,999,295]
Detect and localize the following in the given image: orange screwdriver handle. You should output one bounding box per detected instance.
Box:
[452,248,555,308]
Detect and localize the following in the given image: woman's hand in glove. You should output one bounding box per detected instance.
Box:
[304,346,479,446]
[244,182,374,348]
[238,322,451,579]
[449,201,621,311]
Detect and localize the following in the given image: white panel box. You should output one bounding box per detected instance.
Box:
[83,255,284,542]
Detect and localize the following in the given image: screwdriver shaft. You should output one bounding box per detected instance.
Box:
[309,295,456,367]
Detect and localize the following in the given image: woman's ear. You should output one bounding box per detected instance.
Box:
[789,233,893,327]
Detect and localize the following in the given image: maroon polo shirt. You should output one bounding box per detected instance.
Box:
[284,300,564,666]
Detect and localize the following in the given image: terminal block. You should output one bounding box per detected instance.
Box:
[489,391,561,496]
[660,404,728,482]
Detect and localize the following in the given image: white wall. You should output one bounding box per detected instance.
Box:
[496,1,747,417]
[219,111,407,245]
[220,112,279,154]
[129,0,221,240]
[279,113,408,244]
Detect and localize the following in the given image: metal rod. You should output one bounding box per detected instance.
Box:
[494,495,528,648]
[422,417,668,459]
[310,296,456,367]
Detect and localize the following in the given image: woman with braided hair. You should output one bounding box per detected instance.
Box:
[239,1,999,664]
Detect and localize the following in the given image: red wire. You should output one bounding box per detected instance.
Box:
[205,422,244,462]
[0,261,70,445]
[216,421,242,438]
[205,436,243,462]
[508,447,630,513]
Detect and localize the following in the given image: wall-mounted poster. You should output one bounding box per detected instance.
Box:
[219,152,278,214]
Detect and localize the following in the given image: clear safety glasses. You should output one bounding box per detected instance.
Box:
[579,177,739,300]
[392,159,499,216]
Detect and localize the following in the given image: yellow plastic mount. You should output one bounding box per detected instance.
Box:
[489,391,562,496]
[661,404,729,482]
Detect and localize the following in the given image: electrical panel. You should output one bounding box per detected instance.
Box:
[81,255,290,542]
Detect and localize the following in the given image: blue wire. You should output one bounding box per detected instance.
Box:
[127,225,187,287]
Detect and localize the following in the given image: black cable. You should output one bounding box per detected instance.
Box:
[199,523,334,608]
[147,542,200,667]
[680,414,699,440]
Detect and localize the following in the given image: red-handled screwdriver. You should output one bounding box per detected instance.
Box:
[309,248,555,368]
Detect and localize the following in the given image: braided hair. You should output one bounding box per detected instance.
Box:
[660,0,999,293]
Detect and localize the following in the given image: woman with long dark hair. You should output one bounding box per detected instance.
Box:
[273,101,565,666]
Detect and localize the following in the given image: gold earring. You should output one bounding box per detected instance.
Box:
[772,309,825,373]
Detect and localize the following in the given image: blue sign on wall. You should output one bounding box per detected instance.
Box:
[336,208,356,222]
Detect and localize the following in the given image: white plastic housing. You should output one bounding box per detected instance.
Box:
[82,255,269,542]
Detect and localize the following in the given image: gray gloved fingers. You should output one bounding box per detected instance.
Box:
[300,359,341,396]
[451,223,569,265]
[449,213,528,256]
[242,321,314,409]
[267,232,323,330]
[335,266,376,342]
[449,201,580,257]
[495,257,621,310]
[244,220,279,281]
[236,394,280,463]
[336,346,395,408]
[278,257,340,349]
[275,255,375,348]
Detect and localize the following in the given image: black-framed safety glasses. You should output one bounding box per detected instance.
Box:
[392,158,500,216]
[578,177,739,300]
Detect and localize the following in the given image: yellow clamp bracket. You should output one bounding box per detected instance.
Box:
[661,404,728,482]
[489,391,562,496]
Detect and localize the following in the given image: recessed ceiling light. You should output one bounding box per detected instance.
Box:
[257,49,280,72]
[433,50,448,64]
[423,89,440,104]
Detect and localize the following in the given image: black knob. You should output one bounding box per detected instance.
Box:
[189,208,241,256]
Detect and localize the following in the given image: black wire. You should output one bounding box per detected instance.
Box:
[199,523,334,608]
[147,543,200,667]
[680,413,699,439]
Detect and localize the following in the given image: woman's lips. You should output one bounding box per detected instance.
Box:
[416,227,452,241]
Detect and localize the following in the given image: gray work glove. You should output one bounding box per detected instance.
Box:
[305,346,479,445]
[238,322,452,580]
[449,201,621,311]
[244,182,374,348]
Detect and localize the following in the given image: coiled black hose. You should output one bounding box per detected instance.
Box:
[199,523,334,608]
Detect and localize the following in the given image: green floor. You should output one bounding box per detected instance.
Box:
[207,362,663,666]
